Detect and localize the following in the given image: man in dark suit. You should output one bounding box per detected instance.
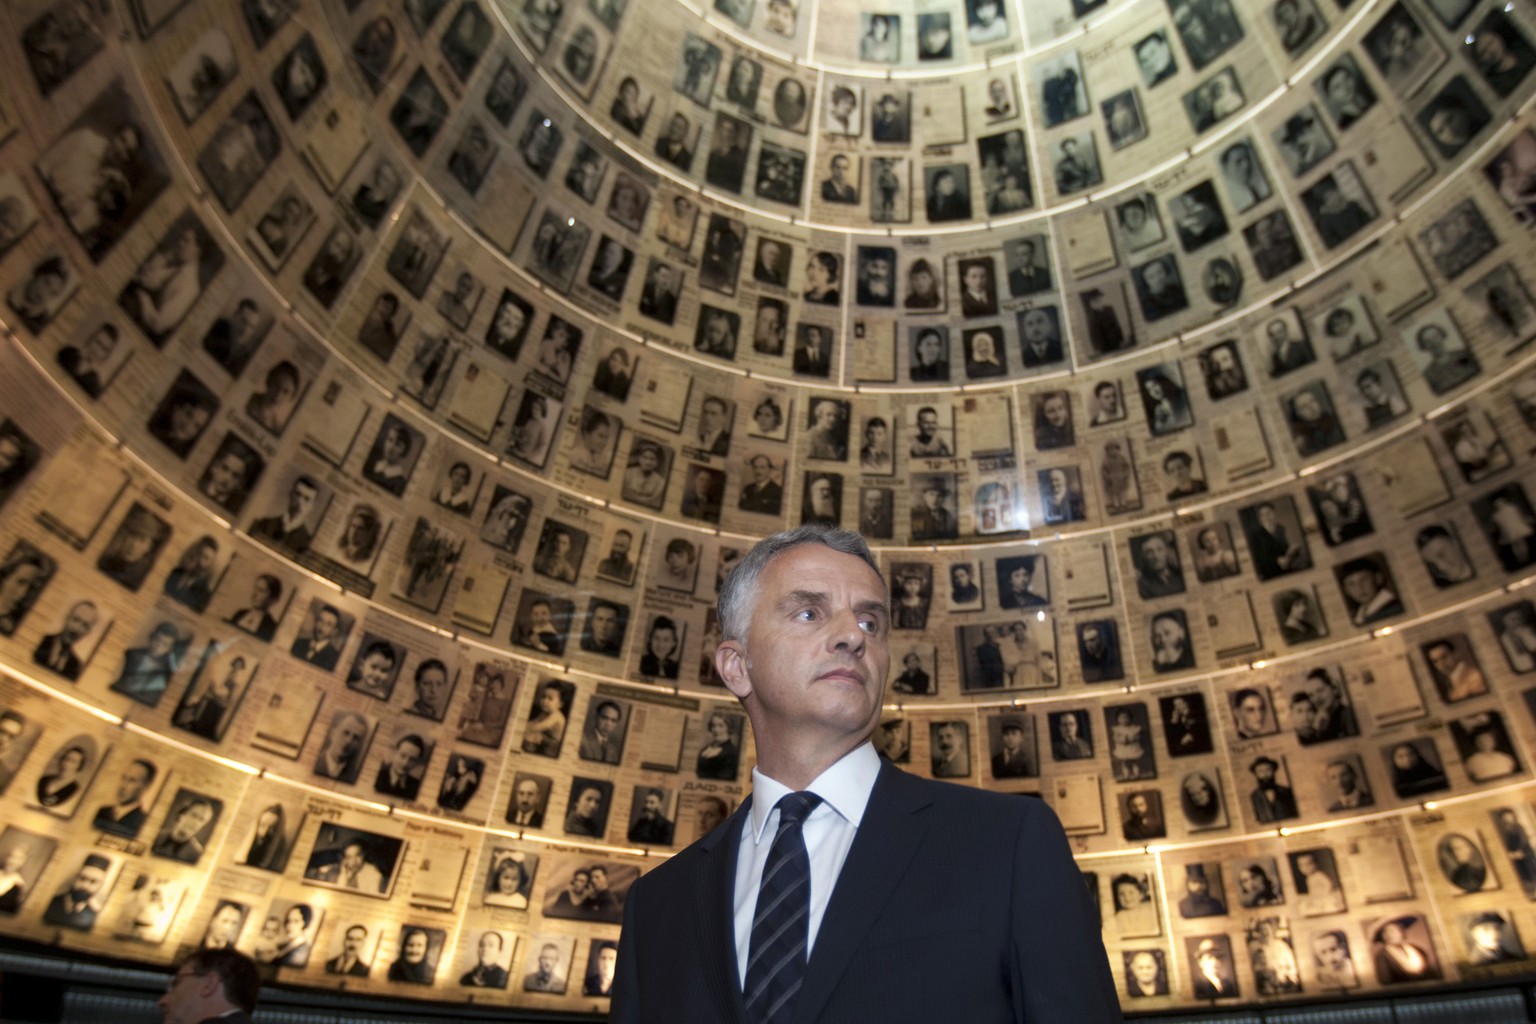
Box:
[1007,239,1052,296]
[92,758,155,838]
[375,735,425,800]
[156,947,262,1024]
[507,777,546,828]
[251,476,319,553]
[290,604,344,670]
[611,526,1119,1023]
[326,924,371,976]
[32,600,98,681]
[990,718,1032,778]
[738,455,783,515]
[44,853,111,930]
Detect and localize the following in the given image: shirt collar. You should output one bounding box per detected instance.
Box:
[747,742,879,845]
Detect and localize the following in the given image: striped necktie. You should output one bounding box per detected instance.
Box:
[744,791,823,1024]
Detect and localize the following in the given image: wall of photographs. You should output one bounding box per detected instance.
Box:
[1,0,1535,1014]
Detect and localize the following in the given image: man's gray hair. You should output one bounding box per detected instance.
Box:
[717,525,885,642]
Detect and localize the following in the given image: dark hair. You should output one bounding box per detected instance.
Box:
[177,948,261,1012]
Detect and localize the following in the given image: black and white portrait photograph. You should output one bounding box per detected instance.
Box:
[1417,75,1490,159]
[1132,255,1189,322]
[95,502,170,592]
[1183,67,1245,134]
[1383,737,1449,799]
[1467,8,1535,98]
[171,643,253,742]
[1115,194,1164,256]
[389,67,449,157]
[35,81,171,262]
[248,185,315,272]
[1051,134,1102,195]
[1316,54,1377,130]
[1169,0,1243,70]
[1149,609,1194,673]
[31,733,104,818]
[0,540,54,638]
[1103,89,1146,150]
[23,599,94,686]
[0,825,57,916]
[1283,381,1346,457]
[7,252,79,335]
[1038,51,1088,127]
[1078,620,1124,683]
[1302,163,1378,249]
[302,223,361,309]
[1490,600,1536,672]
[1216,141,1271,218]
[1159,692,1213,756]
[1362,2,1445,97]
[118,211,225,345]
[1136,363,1193,435]
[1275,105,1335,178]
[1450,711,1520,783]
[1134,30,1177,87]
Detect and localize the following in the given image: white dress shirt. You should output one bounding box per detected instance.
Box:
[733,742,879,986]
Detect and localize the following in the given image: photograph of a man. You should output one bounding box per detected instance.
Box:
[608,525,1119,1019]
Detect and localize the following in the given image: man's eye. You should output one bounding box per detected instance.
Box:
[796,608,818,621]
[859,618,881,634]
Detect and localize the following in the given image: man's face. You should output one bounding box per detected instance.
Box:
[719,545,889,757]
[1427,644,1455,675]
[1293,392,1322,421]
[705,316,729,346]
[701,401,726,434]
[171,803,212,842]
[288,481,317,521]
[333,717,364,756]
[117,763,151,804]
[917,411,938,438]
[478,932,500,963]
[1143,262,1168,293]
[1082,627,1103,655]
[935,725,957,754]
[117,527,155,565]
[1060,715,1078,739]
[1048,470,1068,499]
[313,610,340,644]
[1254,763,1277,785]
[698,800,726,831]
[538,946,558,974]
[390,739,422,773]
[595,702,620,736]
[1342,569,1379,606]
[577,787,601,816]
[516,780,540,812]
[750,457,772,483]
[1129,794,1148,817]
[964,265,987,293]
[1142,537,1170,573]
[415,667,447,708]
[1327,762,1356,793]
[1153,617,1182,650]
[341,844,364,875]
[1001,726,1022,753]
[63,603,97,642]
[1238,696,1266,732]
[643,793,663,817]
[1315,935,1347,970]
[404,931,427,963]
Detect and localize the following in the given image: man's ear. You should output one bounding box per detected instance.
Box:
[715,640,752,701]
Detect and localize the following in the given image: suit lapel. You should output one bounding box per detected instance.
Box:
[793,764,932,1024]
[694,795,753,1024]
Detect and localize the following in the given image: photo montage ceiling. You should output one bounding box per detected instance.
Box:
[2,0,1536,1012]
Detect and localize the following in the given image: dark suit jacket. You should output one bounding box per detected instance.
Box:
[290,637,340,670]
[610,761,1120,1023]
[326,955,369,976]
[33,634,82,680]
